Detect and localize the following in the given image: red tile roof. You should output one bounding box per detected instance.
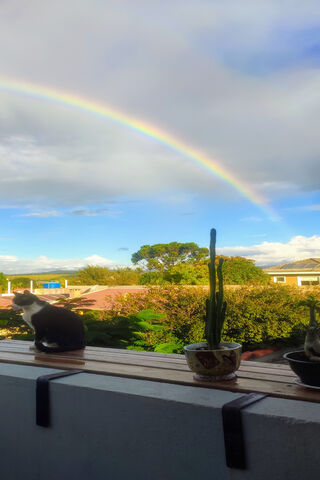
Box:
[0,287,147,311]
[0,297,12,308]
[79,286,146,310]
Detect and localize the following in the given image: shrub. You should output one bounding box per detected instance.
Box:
[110,285,317,350]
[0,285,318,354]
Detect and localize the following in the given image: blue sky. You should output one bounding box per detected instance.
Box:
[0,0,319,273]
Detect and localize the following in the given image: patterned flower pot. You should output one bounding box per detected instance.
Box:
[184,342,242,381]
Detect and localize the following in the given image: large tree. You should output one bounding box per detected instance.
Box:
[220,256,269,285]
[138,255,269,286]
[131,242,209,271]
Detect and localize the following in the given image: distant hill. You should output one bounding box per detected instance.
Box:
[7,270,77,276]
[7,272,78,282]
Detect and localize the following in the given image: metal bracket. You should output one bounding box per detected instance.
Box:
[36,369,83,427]
[222,392,268,469]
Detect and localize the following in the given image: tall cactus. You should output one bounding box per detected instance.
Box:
[205,228,227,349]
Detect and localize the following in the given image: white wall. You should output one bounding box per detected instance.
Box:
[0,363,319,480]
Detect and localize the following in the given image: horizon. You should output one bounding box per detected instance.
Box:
[0,1,319,274]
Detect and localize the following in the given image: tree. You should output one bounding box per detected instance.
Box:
[0,273,7,293]
[11,277,32,289]
[131,242,209,271]
[220,256,269,285]
[76,265,111,285]
[76,265,142,286]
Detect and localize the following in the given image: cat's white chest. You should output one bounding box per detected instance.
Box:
[21,303,44,330]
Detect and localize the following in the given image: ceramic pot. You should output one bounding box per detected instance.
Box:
[184,342,242,381]
[284,350,320,387]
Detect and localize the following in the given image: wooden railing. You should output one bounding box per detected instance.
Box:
[0,339,319,403]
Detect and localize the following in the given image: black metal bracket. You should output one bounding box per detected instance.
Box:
[36,369,83,427]
[222,392,268,470]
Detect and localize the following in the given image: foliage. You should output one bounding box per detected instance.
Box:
[297,295,320,360]
[83,309,169,351]
[132,242,209,271]
[75,265,141,285]
[139,263,209,286]
[221,256,269,285]
[298,295,320,327]
[1,283,318,355]
[11,277,34,289]
[138,256,268,286]
[0,308,33,340]
[111,285,317,351]
[0,272,7,293]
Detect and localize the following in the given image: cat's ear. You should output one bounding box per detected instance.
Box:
[23,290,30,294]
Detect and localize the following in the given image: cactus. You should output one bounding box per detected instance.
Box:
[299,295,320,361]
[205,228,227,349]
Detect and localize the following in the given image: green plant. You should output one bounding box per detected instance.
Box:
[298,295,320,360]
[205,229,227,349]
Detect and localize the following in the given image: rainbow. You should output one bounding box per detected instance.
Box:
[0,77,277,219]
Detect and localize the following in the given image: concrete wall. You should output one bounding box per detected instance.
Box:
[0,363,319,480]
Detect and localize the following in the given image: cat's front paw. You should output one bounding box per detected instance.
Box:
[29,344,37,351]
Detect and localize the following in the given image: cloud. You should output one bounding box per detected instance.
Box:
[218,235,320,266]
[0,253,115,274]
[71,208,121,217]
[21,210,60,218]
[118,247,129,251]
[287,204,320,212]
[0,1,320,210]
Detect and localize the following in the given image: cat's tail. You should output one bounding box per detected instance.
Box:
[35,341,85,353]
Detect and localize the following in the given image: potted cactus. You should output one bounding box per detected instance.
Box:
[284,295,320,387]
[184,228,242,381]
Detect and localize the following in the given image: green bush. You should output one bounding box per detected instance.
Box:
[0,285,318,353]
[111,285,317,351]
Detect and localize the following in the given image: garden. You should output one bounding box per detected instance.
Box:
[0,284,318,354]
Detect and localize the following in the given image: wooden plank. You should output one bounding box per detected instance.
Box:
[0,344,295,380]
[0,340,186,360]
[0,348,318,403]
[0,343,189,371]
[0,340,188,364]
[0,341,295,377]
[0,340,316,403]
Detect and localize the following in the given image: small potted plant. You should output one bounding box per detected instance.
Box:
[184,228,242,381]
[284,295,320,387]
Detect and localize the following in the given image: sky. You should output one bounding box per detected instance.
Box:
[0,0,320,274]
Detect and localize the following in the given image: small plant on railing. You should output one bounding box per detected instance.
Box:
[298,295,320,361]
[184,228,241,381]
[205,228,227,349]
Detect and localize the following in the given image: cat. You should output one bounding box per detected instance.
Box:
[12,290,85,353]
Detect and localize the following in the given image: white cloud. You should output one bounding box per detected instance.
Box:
[0,254,115,274]
[218,235,320,266]
[21,211,60,218]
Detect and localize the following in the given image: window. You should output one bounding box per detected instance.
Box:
[300,276,320,286]
[274,276,286,283]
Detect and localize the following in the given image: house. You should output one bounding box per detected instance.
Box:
[264,258,320,286]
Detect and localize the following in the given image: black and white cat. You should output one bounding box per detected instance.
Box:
[12,290,85,353]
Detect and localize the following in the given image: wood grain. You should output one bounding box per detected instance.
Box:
[0,340,318,403]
